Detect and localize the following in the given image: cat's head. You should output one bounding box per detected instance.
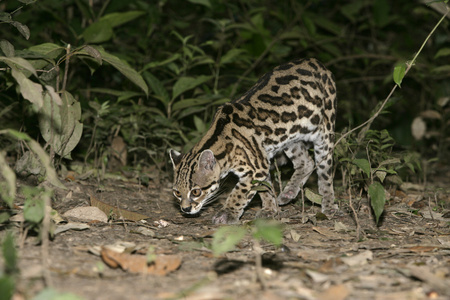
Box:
[169,149,221,214]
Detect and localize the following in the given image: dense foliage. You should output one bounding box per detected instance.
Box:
[1,0,449,172]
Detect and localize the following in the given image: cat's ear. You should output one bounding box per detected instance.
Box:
[169,149,183,167]
[198,150,216,171]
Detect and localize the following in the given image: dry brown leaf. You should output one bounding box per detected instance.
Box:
[101,247,181,275]
[317,284,350,300]
[90,194,149,221]
[411,116,426,140]
[406,246,438,253]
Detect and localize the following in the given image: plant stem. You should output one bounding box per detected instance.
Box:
[334,8,449,149]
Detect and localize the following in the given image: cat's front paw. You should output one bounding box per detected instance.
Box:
[277,186,300,205]
[321,204,343,217]
[212,208,240,224]
[255,208,279,220]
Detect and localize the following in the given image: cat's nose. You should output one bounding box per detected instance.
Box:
[181,206,191,213]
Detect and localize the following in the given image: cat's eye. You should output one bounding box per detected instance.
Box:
[191,188,202,197]
[173,190,182,198]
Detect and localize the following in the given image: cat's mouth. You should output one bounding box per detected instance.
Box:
[180,202,203,214]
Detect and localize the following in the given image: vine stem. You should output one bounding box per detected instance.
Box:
[334,7,449,149]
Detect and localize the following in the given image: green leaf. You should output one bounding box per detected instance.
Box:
[10,66,43,108]
[82,20,113,44]
[27,139,66,189]
[0,276,15,300]
[220,49,246,65]
[373,0,390,27]
[302,14,316,36]
[82,11,145,44]
[100,11,145,28]
[193,115,206,133]
[141,53,181,71]
[94,47,148,95]
[39,91,83,159]
[172,98,211,111]
[435,47,450,59]
[212,226,246,256]
[0,152,16,208]
[431,65,450,73]
[23,189,45,224]
[305,188,322,205]
[368,182,386,224]
[0,56,38,76]
[11,21,30,40]
[352,158,371,177]
[393,63,406,87]
[78,45,102,65]
[187,0,211,7]
[143,72,170,105]
[172,75,212,100]
[32,288,85,300]
[28,43,64,59]
[2,232,18,275]
[253,220,283,246]
[0,40,15,57]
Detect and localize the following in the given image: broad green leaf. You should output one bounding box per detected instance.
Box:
[302,14,316,36]
[0,277,15,300]
[188,0,211,7]
[143,72,170,105]
[311,15,341,35]
[393,63,406,87]
[253,220,283,246]
[352,158,371,177]
[92,47,148,95]
[39,91,83,159]
[11,21,30,39]
[32,288,85,300]
[375,170,387,182]
[373,0,390,27]
[10,67,43,108]
[0,40,15,57]
[79,45,102,65]
[141,53,181,71]
[45,85,62,105]
[172,75,212,100]
[193,115,206,132]
[172,98,211,111]
[305,188,322,205]
[368,182,386,224]
[23,191,45,224]
[212,226,246,256]
[28,43,64,59]
[100,11,145,28]
[0,56,37,76]
[340,2,367,22]
[0,152,16,208]
[434,47,450,59]
[2,232,18,274]
[431,65,450,73]
[82,20,113,44]
[220,49,246,64]
[82,11,145,44]
[27,139,66,189]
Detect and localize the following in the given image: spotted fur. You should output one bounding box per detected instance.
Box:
[170,58,337,224]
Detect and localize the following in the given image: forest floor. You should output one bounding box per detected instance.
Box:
[2,165,450,300]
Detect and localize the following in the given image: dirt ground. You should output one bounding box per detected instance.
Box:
[2,166,450,300]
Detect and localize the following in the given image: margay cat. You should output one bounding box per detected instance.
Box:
[170,58,337,224]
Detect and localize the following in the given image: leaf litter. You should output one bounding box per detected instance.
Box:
[2,173,450,300]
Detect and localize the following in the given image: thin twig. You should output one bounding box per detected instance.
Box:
[41,188,53,287]
[334,8,449,149]
[62,44,71,92]
[253,238,267,290]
